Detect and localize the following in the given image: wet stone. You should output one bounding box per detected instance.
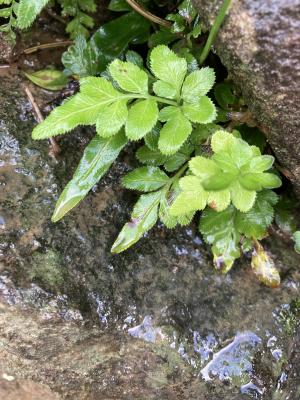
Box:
[0,72,300,399]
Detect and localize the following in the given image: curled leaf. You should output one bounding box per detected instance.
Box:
[25,69,68,91]
[251,243,280,288]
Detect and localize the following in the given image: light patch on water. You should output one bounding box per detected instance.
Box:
[200,331,261,382]
[128,315,164,343]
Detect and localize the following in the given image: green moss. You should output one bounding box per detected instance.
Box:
[29,250,65,291]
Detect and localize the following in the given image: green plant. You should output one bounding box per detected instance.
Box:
[14,0,295,286]
[0,0,50,41]
[57,0,96,38]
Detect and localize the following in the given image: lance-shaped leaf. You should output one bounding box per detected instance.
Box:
[251,244,280,287]
[235,190,278,239]
[111,191,161,253]
[158,108,192,155]
[32,77,130,139]
[199,206,241,272]
[181,67,215,103]
[125,99,158,140]
[109,60,148,95]
[150,45,187,99]
[52,130,127,222]
[122,166,169,192]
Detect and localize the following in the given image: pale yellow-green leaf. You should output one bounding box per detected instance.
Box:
[181,67,215,102]
[96,99,128,137]
[125,99,158,140]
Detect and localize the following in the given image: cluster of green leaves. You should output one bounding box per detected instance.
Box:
[32,44,216,218]
[171,130,281,215]
[57,0,96,38]
[0,0,50,41]
[62,11,150,77]
[23,0,297,287]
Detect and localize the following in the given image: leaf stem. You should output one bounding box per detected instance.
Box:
[126,94,178,106]
[125,0,172,28]
[24,40,73,54]
[199,0,231,65]
[149,95,178,106]
[164,163,189,193]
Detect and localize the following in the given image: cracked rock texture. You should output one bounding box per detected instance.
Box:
[193,0,300,195]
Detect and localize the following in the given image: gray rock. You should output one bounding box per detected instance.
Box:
[192,0,300,194]
[1,70,300,399]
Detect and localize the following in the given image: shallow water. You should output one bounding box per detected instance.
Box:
[0,69,300,399]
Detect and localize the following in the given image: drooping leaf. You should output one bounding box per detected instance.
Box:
[52,130,127,222]
[122,166,169,192]
[251,245,280,287]
[111,191,161,253]
[181,68,215,102]
[293,231,300,254]
[109,60,148,95]
[125,99,158,140]
[158,108,192,155]
[17,0,50,29]
[235,190,278,239]
[199,206,241,272]
[24,69,68,91]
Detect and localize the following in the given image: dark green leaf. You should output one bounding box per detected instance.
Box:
[62,35,102,77]
[108,0,131,11]
[214,81,237,110]
[136,146,168,166]
[235,190,278,239]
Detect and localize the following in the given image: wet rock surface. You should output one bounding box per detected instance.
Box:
[0,72,300,399]
[192,0,300,195]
